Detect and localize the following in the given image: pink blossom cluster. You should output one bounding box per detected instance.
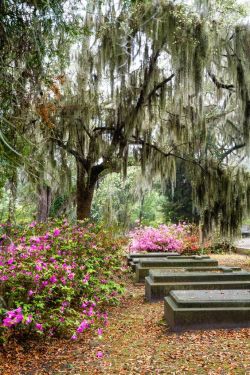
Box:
[0,220,125,342]
[2,307,24,327]
[129,224,190,252]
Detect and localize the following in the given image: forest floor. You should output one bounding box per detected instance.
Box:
[0,254,250,375]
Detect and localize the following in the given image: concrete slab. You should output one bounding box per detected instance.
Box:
[145,268,250,301]
[149,269,249,283]
[127,252,180,266]
[164,289,250,331]
[128,254,208,271]
[128,252,180,260]
[135,257,218,283]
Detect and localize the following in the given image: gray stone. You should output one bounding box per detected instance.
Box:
[127,252,180,266]
[145,268,250,301]
[149,268,249,283]
[135,257,218,283]
[164,289,250,331]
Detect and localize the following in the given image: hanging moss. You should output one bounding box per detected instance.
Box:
[45,0,250,234]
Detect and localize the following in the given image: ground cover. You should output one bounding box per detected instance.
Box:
[0,254,249,375]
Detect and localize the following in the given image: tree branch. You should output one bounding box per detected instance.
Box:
[220,143,245,161]
[207,70,235,91]
[51,136,89,170]
[147,73,175,101]
[134,47,164,114]
[93,127,115,133]
[130,136,206,172]
[77,119,92,139]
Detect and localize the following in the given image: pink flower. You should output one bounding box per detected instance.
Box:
[87,307,95,317]
[97,328,103,336]
[49,275,57,283]
[53,228,61,237]
[129,225,185,252]
[82,274,90,284]
[60,277,66,284]
[2,307,24,327]
[71,334,77,340]
[96,351,103,358]
[25,315,33,324]
[76,319,89,333]
[67,272,75,280]
[30,236,41,243]
[35,323,43,332]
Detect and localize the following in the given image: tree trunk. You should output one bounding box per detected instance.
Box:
[77,185,95,220]
[76,162,97,220]
[139,194,145,224]
[37,184,52,222]
[7,170,17,223]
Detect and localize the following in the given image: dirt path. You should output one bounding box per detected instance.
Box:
[0,254,250,375]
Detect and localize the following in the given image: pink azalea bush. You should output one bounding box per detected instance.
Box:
[0,220,126,343]
[129,223,198,253]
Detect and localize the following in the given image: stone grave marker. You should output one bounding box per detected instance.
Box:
[127,252,180,268]
[164,289,250,330]
[135,256,218,283]
[145,267,250,301]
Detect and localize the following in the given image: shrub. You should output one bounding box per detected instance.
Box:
[0,220,126,343]
[129,223,200,253]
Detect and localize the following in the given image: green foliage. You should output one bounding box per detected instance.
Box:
[163,162,200,223]
[92,167,166,229]
[0,220,127,343]
[0,0,84,211]
[0,0,250,236]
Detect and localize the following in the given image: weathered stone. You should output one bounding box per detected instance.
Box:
[149,268,248,283]
[185,266,241,273]
[135,257,218,283]
[145,268,250,301]
[129,257,167,272]
[127,252,180,266]
[164,289,250,330]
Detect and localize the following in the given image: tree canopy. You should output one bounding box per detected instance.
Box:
[1,0,250,235]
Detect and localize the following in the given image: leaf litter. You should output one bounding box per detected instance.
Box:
[0,254,249,375]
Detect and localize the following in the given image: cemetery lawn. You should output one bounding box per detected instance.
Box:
[0,254,249,375]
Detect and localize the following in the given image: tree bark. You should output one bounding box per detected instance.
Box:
[76,184,95,220]
[37,184,52,222]
[76,162,97,220]
[139,194,145,224]
[7,170,17,223]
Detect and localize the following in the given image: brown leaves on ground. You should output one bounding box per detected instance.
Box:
[0,254,249,375]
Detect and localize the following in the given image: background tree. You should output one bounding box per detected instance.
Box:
[39,0,250,236]
[163,161,200,223]
[0,0,83,221]
[92,167,166,229]
[1,0,250,236]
